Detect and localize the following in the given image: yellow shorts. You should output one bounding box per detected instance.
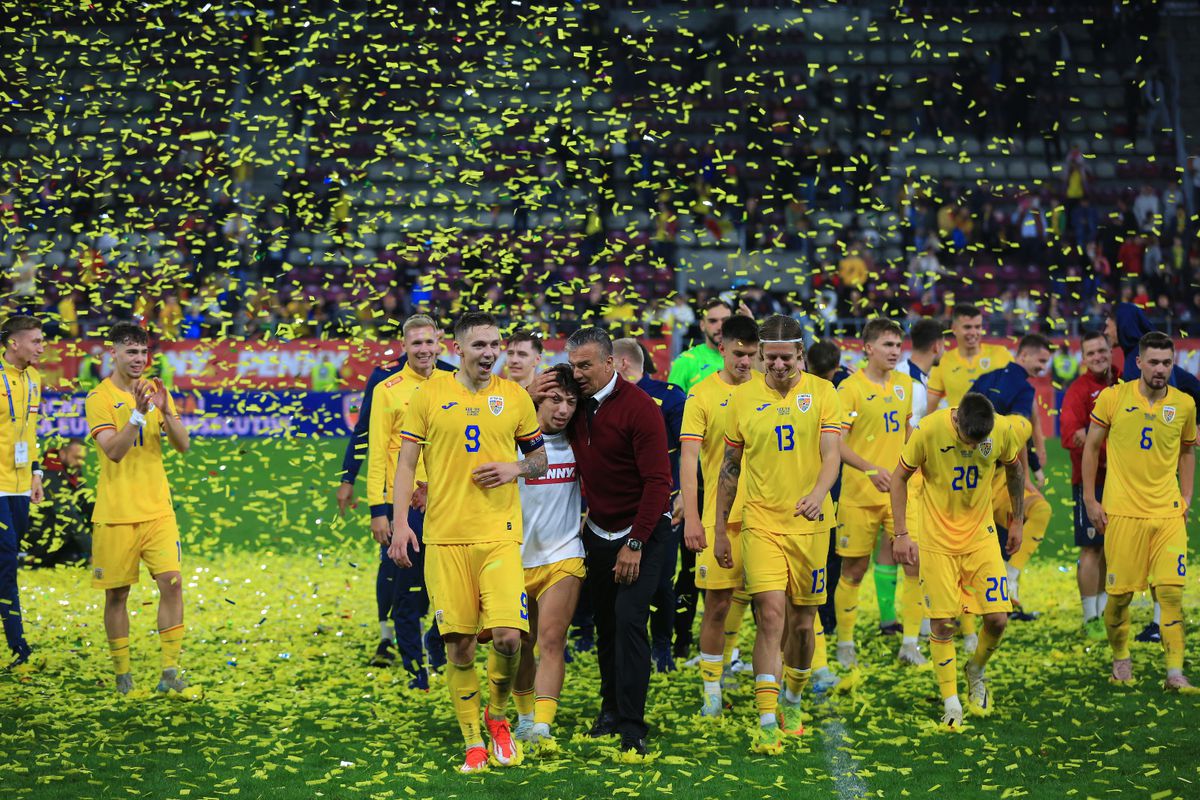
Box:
[91,515,181,589]
[920,540,1011,619]
[742,528,830,606]
[524,557,586,602]
[696,523,743,590]
[1104,514,1187,594]
[836,504,894,557]
[427,541,529,637]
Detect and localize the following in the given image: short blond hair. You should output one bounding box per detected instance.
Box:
[402,314,439,337]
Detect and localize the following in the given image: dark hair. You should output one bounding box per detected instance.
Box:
[565,326,614,357]
[507,329,544,354]
[721,315,759,346]
[1080,328,1108,348]
[1018,333,1052,354]
[454,312,498,342]
[0,315,41,348]
[909,318,944,352]
[108,322,149,347]
[759,313,804,344]
[952,304,983,321]
[538,363,582,405]
[862,318,903,345]
[1139,330,1174,354]
[702,297,734,315]
[806,340,841,377]
[957,392,996,443]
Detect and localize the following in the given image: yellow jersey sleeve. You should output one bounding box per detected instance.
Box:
[514,386,541,447]
[366,378,393,510]
[86,385,118,439]
[1089,385,1116,429]
[724,387,745,449]
[900,420,926,473]
[819,381,844,435]
[680,386,707,445]
[400,381,432,445]
[927,362,947,398]
[1183,399,1197,447]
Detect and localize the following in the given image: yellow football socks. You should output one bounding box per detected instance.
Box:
[960,614,977,637]
[835,577,861,645]
[158,624,184,671]
[930,634,958,699]
[534,696,559,726]
[724,591,750,665]
[513,686,535,716]
[783,665,811,697]
[699,653,724,687]
[812,616,829,672]
[1009,494,1050,571]
[900,571,924,640]
[969,624,1004,670]
[486,647,520,718]
[1104,592,1133,660]
[754,675,780,722]
[1157,585,1185,671]
[446,659,483,745]
[109,637,131,675]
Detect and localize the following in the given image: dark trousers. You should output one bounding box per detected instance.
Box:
[585,516,670,741]
[377,506,441,672]
[672,545,698,654]
[649,519,682,650]
[0,496,31,658]
[818,525,842,637]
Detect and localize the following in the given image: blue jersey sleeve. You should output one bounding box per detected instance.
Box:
[664,385,686,493]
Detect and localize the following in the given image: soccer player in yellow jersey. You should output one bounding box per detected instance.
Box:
[0,316,44,674]
[713,315,842,754]
[1083,331,1198,692]
[891,393,1024,728]
[365,314,442,685]
[988,414,1052,615]
[85,323,193,698]
[680,314,758,717]
[387,312,548,773]
[926,305,1013,415]
[834,319,923,667]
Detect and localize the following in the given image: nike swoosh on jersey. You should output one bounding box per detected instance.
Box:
[441,402,458,410]
[755,403,771,411]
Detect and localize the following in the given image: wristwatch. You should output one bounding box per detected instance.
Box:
[625,538,643,552]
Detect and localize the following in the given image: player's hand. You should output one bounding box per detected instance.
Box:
[1035,444,1048,471]
[892,533,917,566]
[388,524,419,568]
[1085,498,1107,535]
[149,378,168,412]
[614,544,642,584]
[1071,429,1086,448]
[133,379,153,414]
[869,466,892,494]
[736,300,754,319]
[528,371,558,405]
[683,517,706,553]
[370,515,392,545]
[1033,468,1046,488]
[1005,521,1024,556]
[411,481,428,512]
[671,494,684,526]
[336,482,356,516]
[472,462,520,488]
[30,473,43,505]
[713,530,733,568]
[795,491,824,520]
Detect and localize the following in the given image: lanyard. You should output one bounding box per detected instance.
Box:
[2,370,32,434]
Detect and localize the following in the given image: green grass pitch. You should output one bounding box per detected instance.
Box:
[1,439,1197,799]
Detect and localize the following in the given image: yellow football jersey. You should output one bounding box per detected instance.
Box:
[85,378,179,524]
[0,356,41,495]
[900,408,1020,553]
[366,362,432,511]
[1090,381,1197,518]
[680,372,746,528]
[401,373,542,545]
[838,369,914,507]
[724,372,842,534]
[928,343,1012,406]
[990,414,1032,503]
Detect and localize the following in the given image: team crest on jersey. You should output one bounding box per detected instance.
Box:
[894,385,905,401]
[980,357,991,370]
[1163,405,1176,424]
[797,394,812,413]
[488,395,505,416]
[342,392,364,429]
[978,438,993,457]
